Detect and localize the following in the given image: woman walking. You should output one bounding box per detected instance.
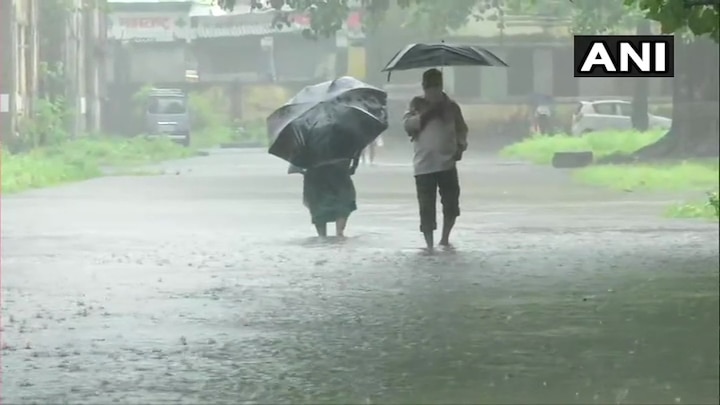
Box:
[302,154,361,237]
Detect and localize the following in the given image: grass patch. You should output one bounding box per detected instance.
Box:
[499,129,720,221]
[192,126,236,148]
[1,136,193,194]
[575,161,719,221]
[573,160,719,191]
[666,192,720,220]
[2,124,266,195]
[193,121,268,149]
[499,130,665,165]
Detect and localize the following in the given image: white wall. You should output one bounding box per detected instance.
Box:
[480,48,508,100]
[129,43,186,83]
[533,49,554,95]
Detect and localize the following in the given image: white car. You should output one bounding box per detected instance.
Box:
[571,100,672,136]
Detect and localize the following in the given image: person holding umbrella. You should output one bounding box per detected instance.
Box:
[381,42,506,249]
[301,154,361,238]
[403,68,468,250]
[266,76,389,238]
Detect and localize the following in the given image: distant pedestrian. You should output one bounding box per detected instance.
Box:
[402,68,468,250]
[530,93,554,135]
[360,135,383,165]
[302,154,361,238]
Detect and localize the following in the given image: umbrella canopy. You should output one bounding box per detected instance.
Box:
[381,42,509,80]
[267,76,388,169]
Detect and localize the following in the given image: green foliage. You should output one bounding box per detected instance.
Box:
[132,84,154,120]
[503,0,643,34]
[188,87,231,130]
[187,87,258,147]
[666,191,720,220]
[219,0,719,41]
[499,129,666,165]
[568,0,643,33]
[12,97,72,152]
[130,85,260,148]
[1,136,193,194]
[625,0,720,41]
[219,0,483,37]
[710,190,720,217]
[38,61,66,98]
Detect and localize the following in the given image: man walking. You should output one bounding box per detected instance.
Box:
[403,68,468,250]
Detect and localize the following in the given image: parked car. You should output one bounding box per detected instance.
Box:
[144,88,191,147]
[571,100,672,136]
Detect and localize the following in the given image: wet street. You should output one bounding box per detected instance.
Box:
[2,149,718,404]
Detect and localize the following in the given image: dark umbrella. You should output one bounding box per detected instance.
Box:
[267,76,388,169]
[381,42,509,80]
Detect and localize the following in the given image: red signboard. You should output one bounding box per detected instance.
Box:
[118,17,172,30]
[289,11,361,30]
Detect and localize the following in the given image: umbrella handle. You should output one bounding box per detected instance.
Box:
[441,39,445,71]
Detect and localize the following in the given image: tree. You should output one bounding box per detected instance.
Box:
[219,0,720,157]
[508,1,651,131]
[624,0,719,158]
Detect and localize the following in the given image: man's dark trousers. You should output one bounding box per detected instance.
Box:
[414,168,460,232]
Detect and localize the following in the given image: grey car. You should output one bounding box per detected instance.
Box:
[145,88,191,147]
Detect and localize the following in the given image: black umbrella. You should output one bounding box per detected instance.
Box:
[381,42,509,80]
[267,76,388,169]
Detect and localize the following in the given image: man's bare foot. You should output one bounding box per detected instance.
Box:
[423,231,434,250]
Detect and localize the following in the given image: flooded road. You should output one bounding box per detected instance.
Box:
[2,149,718,404]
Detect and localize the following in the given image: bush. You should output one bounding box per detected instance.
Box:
[711,191,720,217]
[189,87,231,130]
[132,84,154,121]
[7,97,72,152]
[188,87,268,147]
[666,191,720,220]
[499,129,665,165]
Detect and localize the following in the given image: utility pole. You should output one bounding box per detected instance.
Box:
[84,0,107,133]
[15,0,27,121]
[65,0,77,136]
[28,0,38,116]
[66,0,86,136]
[0,0,16,142]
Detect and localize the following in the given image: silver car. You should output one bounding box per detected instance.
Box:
[571,100,672,136]
[145,88,191,147]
